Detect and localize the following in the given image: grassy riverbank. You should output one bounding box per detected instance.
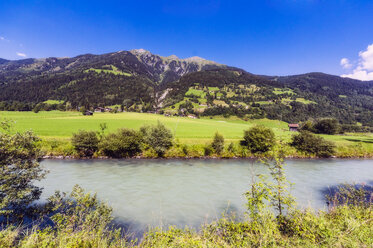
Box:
[1,111,373,158]
[1,189,372,247]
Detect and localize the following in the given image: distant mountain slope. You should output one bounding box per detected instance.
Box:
[1,49,373,126]
[0,49,225,107]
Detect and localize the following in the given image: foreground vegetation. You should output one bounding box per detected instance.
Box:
[1,111,373,158]
[1,128,372,247]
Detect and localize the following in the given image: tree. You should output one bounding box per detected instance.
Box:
[245,150,294,221]
[300,120,315,132]
[0,122,46,221]
[227,142,236,153]
[313,119,340,135]
[98,122,108,140]
[71,130,99,157]
[290,131,335,157]
[80,106,87,115]
[211,132,224,155]
[99,128,143,158]
[241,126,276,154]
[140,122,173,157]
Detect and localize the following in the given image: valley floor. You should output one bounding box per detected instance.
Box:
[1,111,373,158]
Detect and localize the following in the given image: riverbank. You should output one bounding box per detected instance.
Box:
[2,204,372,247]
[41,154,373,159]
[40,141,373,159]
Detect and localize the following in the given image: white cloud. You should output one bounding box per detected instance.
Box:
[0,36,10,42]
[359,44,373,71]
[341,69,373,81]
[340,58,352,69]
[16,52,27,58]
[341,44,373,81]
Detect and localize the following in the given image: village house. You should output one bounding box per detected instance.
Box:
[94,107,105,112]
[83,110,93,116]
[288,123,299,132]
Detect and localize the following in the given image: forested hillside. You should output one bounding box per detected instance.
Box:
[1,49,373,126]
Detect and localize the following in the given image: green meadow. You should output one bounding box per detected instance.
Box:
[1,111,373,156]
[0,111,288,143]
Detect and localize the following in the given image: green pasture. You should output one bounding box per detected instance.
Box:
[185,88,206,98]
[43,100,65,105]
[273,88,295,95]
[1,111,373,149]
[84,65,132,76]
[1,111,288,144]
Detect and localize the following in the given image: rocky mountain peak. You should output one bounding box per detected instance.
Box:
[130,48,151,56]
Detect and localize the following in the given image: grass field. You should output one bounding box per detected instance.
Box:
[1,111,373,156]
[0,111,289,143]
[84,65,132,76]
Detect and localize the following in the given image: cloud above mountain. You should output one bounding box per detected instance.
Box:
[341,44,373,81]
[16,52,27,58]
[340,58,352,69]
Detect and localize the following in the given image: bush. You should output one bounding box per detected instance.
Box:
[204,145,213,156]
[300,120,315,132]
[211,132,224,155]
[325,183,373,208]
[71,130,99,157]
[340,124,373,133]
[0,126,45,222]
[140,122,173,157]
[313,118,340,135]
[227,142,236,153]
[241,126,276,153]
[181,145,189,156]
[99,128,143,158]
[290,131,336,157]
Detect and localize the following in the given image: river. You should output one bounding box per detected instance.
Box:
[37,159,373,234]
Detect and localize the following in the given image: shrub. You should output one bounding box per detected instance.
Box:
[300,120,315,132]
[71,130,99,157]
[79,106,86,115]
[290,131,336,157]
[140,122,173,157]
[325,183,373,208]
[313,118,340,135]
[0,127,45,222]
[241,126,276,153]
[211,132,224,155]
[204,145,213,156]
[182,145,189,156]
[340,124,373,133]
[99,128,143,158]
[227,142,236,153]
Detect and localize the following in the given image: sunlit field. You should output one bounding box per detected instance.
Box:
[1,111,373,147]
[0,111,290,143]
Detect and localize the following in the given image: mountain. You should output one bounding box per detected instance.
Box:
[0,58,9,65]
[1,49,373,126]
[0,49,225,107]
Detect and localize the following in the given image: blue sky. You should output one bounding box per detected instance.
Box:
[1,0,373,78]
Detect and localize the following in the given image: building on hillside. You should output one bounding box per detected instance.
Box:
[288,123,299,132]
[187,114,197,119]
[95,107,105,112]
[84,111,93,116]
